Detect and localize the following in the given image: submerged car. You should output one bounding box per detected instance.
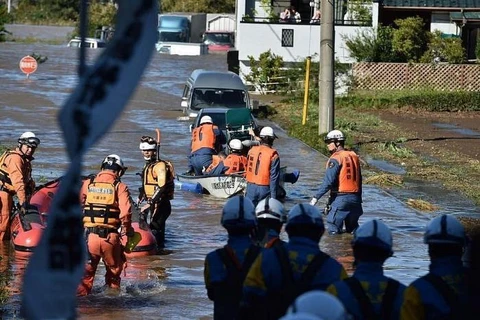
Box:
[181,69,252,118]
[67,37,106,48]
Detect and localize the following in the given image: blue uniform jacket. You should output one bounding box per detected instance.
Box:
[241,236,347,318]
[314,157,362,202]
[327,262,406,320]
[400,256,468,320]
[204,235,259,320]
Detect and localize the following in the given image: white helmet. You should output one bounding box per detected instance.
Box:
[139,135,157,151]
[353,219,393,255]
[221,195,257,229]
[286,290,348,320]
[200,115,213,125]
[286,203,324,230]
[255,197,286,223]
[228,139,243,151]
[424,214,466,246]
[324,130,345,142]
[101,154,127,176]
[260,126,275,138]
[18,131,40,148]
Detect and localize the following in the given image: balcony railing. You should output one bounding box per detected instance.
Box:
[240,16,372,27]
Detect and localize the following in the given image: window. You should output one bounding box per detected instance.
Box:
[282,29,294,47]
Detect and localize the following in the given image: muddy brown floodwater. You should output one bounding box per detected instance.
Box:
[0,42,479,319]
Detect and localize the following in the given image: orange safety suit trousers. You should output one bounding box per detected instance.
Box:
[77,232,125,296]
[0,191,13,241]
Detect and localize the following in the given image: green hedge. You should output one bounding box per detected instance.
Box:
[337,90,480,112]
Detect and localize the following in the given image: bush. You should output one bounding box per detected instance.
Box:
[343,25,399,62]
[337,90,480,112]
[421,30,465,64]
[244,50,284,94]
[392,16,429,62]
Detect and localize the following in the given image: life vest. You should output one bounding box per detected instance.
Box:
[83,176,121,229]
[344,277,401,320]
[223,154,247,175]
[204,154,224,174]
[211,244,261,303]
[142,160,175,200]
[0,150,31,194]
[191,124,217,153]
[329,150,361,193]
[245,145,278,185]
[269,244,330,319]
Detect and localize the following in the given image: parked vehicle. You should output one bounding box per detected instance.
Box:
[181,69,252,118]
[203,31,234,52]
[67,37,106,48]
[203,14,235,52]
[157,13,207,43]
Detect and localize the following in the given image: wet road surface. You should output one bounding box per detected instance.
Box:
[0,43,478,319]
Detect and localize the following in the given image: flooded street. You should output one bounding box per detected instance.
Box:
[0,43,478,319]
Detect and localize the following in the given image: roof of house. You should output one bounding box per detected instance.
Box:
[381,0,480,8]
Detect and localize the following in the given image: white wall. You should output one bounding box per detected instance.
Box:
[431,12,460,35]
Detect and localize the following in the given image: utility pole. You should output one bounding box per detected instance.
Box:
[319,0,335,135]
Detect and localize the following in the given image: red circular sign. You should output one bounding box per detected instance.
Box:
[19,56,38,75]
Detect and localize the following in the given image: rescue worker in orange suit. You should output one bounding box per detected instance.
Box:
[400,215,471,320]
[0,132,40,241]
[239,203,348,319]
[254,197,286,248]
[204,196,261,320]
[188,115,226,176]
[205,139,247,176]
[310,129,363,235]
[77,154,134,296]
[138,136,175,251]
[245,126,280,206]
[327,219,406,320]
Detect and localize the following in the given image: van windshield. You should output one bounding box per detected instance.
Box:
[191,89,247,110]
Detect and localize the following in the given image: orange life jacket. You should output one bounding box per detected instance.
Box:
[204,154,224,173]
[191,124,217,153]
[245,145,278,186]
[142,160,175,200]
[0,150,32,196]
[329,150,361,193]
[223,154,247,175]
[83,176,121,229]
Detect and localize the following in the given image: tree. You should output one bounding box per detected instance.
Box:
[392,16,429,62]
[161,0,235,13]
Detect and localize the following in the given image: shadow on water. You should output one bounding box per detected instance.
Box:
[0,43,479,319]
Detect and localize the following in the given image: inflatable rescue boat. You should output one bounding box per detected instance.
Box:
[10,204,46,256]
[25,177,157,257]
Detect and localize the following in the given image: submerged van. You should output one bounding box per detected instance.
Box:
[181,69,252,118]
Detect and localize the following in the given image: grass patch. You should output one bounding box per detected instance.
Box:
[406,198,439,212]
[264,92,480,206]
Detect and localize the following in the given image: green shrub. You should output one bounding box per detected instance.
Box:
[344,25,399,62]
[244,50,284,94]
[337,90,480,112]
[421,30,465,64]
[392,16,429,62]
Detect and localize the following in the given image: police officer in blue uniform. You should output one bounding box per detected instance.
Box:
[204,196,261,320]
[401,214,470,320]
[240,203,347,319]
[327,219,406,319]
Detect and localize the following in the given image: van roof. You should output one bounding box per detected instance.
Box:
[189,70,246,90]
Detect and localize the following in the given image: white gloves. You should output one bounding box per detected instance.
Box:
[309,198,318,206]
